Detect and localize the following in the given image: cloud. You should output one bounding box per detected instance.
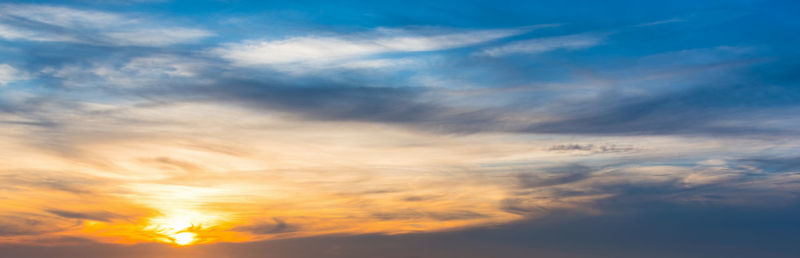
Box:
[214,28,524,66]
[481,33,604,57]
[0,64,24,86]
[0,218,52,237]
[0,4,211,46]
[103,28,212,47]
[547,144,637,153]
[234,218,300,235]
[489,157,800,219]
[516,165,595,188]
[635,18,686,27]
[195,79,439,122]
[371,210,488,221]
[737,156,800,173]
[46,210,124,222]
[0,214,82,237]
[402,195,440,202]
[0,172,97,194]
[147,78,503,132]
[524,82,800,136]
[40,54,209,89]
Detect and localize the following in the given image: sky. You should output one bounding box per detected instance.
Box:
[1,0,799,257]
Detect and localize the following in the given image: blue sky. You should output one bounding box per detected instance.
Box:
[1,0,800,257]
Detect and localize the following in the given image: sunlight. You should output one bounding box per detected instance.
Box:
[144,209,219,245]
[172,232,196,246]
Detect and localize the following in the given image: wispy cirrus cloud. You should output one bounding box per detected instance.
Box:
[0,4,212,46]
[635,18,686,27]
[480,33,605,57]
[41,54,210,89]
[214,27,525,66]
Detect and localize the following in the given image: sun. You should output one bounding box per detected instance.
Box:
[143,209,220,245]
[172,232,196,245]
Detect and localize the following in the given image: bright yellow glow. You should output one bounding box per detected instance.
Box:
[142,210,220,245]
[172,232,196,246]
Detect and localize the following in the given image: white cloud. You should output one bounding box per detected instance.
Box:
[104,28,213,47]
[0,23,76,42]
[0,4,123,28]
[120,55,202,78]
[0,4,211,46]
[0,64,24,86]
[42,55,208,88]
[214,28,524,66]
[481,33,605,57]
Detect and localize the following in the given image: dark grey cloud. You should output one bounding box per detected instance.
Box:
[0,217,48,236]
[0,214,80,237]
[233,218,300,235]
[402,195,440,202]
[500,198,550,215]
[149,157,202,173]
[516,164,595,188]
[46,209,124,222]
[35,180,92,195]
[738,156,800,173]
[500,160,800,217]
[140,77,506,134]
[524,82,800,136]
[0,95,65,128]
[198,79,439,123]
[372,210,488,221]
[548,144,594,151]
[548,144,636,153]
[0,172,95,194]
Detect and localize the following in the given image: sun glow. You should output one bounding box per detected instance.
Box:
[143,209,219,245]
[172,232,196,245]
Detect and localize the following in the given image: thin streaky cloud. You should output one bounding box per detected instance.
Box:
[214,28,526,65]
[635,18,686,27]
[480,33,606,57]
[0,4,212,46]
